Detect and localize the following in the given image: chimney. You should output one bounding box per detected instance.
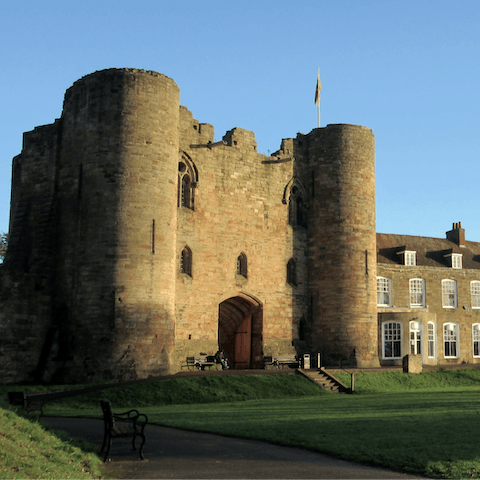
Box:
[446,222,465,247]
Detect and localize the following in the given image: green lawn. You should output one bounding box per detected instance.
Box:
[4,369,480,478]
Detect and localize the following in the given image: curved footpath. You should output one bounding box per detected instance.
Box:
[41,417,420,479]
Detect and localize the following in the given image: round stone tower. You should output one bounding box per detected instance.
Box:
[306,124,378,367]
[54,69,180,381]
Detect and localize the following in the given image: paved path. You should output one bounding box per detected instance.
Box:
[42,417,420,479]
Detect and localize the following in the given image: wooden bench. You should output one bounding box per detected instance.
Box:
[263,356,274,368]
[181,356,196,370]
[8,391,44,415]
[263,355,299,369]
[273,355,300,369]
[100,399,148,462]
[196,355,216,370]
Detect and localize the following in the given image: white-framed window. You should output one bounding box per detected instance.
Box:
[383,322,402,359]
[427,322,436,358]
[377,277,392,307]
[409,279,425,308]
[405,251,416,266]
[442,279,457,308]
[443,323,459,358]
[452,254,462,269]
[471,281,480,309]
[473,324,480,357]
[409,321,422,355]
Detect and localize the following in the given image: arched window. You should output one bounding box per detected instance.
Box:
[181,174,191,208]
[236,253,247,278]
[177,154,198,210]
[180,246,192,277]
[409,321,422,355]
[288,186,306,227]
[287,258,297,286]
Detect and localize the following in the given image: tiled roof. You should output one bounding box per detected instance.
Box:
[376,233,480,270]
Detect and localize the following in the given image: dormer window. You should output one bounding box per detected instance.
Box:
[444,252,462,269]
[452,254,462,269]
[396,249,416,266]
[405,251,416,266]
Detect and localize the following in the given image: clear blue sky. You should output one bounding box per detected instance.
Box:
[1,0,479,242]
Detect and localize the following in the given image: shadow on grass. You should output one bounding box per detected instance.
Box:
[147,391,480,477]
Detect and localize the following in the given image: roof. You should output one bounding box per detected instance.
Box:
[376,233,480,270]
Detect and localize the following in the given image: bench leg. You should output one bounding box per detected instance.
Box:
[102,435,112,462]
[133,433,146,460]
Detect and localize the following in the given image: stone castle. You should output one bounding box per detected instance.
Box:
[1,68,479,384]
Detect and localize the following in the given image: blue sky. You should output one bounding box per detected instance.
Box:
[1,0,479,242]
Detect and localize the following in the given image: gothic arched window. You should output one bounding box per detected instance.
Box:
[288,186,306,227]
[178,155,198,210]
[236,253,247,278]
[180,246,192,277]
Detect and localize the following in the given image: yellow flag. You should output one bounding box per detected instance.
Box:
[314,70,321,105]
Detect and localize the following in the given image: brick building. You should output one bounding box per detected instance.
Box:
[0,68,479,383]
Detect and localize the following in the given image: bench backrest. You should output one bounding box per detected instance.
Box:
[101,400,115,429]
[275,355,297,362]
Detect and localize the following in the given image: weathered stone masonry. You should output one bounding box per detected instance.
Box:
[2,68,478,384]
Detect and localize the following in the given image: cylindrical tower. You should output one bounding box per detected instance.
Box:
[307,124,378,367]
[54,69,180,381]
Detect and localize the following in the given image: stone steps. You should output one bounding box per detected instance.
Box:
[297,368,351,394]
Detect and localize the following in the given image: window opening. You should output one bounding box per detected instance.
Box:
[236,253,247,278]
[409,278,425,308]
[471,281,480,309]
[287,258,297,286]
[377,277,392,307]
[442,279,457,308]
[473,324,480,357]
[427,322,436,358]
[383,322,402,359]
[409,321,422,355]
[443,323,459,358]
[180,246,192,277]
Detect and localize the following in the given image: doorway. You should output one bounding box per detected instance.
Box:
[218,295,263,369]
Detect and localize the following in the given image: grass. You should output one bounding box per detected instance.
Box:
[3,369,480,478]
[0,400,103,479]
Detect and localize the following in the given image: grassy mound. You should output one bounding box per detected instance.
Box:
[0,404,102,479]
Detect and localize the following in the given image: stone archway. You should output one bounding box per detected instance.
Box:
[218,295,263,369]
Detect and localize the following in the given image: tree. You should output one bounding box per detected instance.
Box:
[0,232,8,263]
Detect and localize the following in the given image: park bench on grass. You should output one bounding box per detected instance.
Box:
[8,391,44,415]
[100,399,148,462]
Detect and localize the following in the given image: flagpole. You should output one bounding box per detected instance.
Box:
[315,67,322,128]
[318,67,320,128]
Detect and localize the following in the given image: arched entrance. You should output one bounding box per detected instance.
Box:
[218,294,263,369]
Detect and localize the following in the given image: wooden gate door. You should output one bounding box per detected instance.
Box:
[234,314,252,369]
